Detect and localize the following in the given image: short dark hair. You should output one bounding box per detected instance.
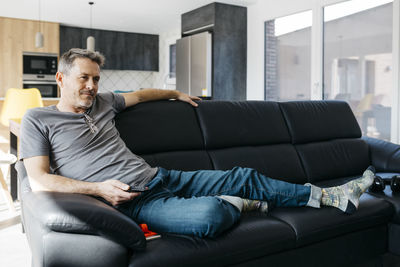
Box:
[58,48,105,75]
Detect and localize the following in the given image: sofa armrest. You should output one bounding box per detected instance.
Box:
[363,136,400,173]
[16,160,146,250]
[23,191,146,250]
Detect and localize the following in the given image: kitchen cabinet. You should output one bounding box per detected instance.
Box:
[181,3,246,101]
[60,26,158,71]
[121,32,143,70]
[0,17,59,97]
[143,34,159,71]
[181,4,215,34]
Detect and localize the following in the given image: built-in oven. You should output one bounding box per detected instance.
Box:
[23,52,58,76]
[23,52,59,97]
[23,81,58,98]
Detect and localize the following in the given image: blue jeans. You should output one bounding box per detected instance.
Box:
[118,167,312,238]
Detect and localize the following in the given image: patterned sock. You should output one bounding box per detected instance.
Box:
[242,199,269,213]
[321,166,375,214]
[218,196,269,213]
[217,195,244,211]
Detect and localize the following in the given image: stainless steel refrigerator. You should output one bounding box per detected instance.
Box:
[176,32,212,98]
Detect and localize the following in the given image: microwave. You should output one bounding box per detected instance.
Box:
[23,81,59,98]
[23,52,58,78]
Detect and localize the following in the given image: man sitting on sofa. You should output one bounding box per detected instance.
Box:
[21,48,375,238]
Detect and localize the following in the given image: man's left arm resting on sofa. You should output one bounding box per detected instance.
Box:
[121,88,200,108]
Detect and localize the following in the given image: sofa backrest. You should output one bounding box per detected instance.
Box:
[115,101,213,171]
[195,101,307,184]
[279,101,370,183]
[115,100,370,185]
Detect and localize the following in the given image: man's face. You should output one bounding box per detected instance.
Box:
[56,57,100,110]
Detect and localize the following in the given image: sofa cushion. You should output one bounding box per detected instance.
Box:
[296,139,370,183]
[196,101,291,149]
[269,193,393,247]
[129,215,296,267]
[115,100,204,155]
[279,101,361,144]
[231,225,388,267]
[208,144,307,184]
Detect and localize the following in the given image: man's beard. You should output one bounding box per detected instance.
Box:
[78,99,93,109]
[75,95,94,110]
[77,91,95,109]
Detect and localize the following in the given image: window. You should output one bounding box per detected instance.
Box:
[323,0,393,141]
[169,44,176,78]
[264,10,312,101]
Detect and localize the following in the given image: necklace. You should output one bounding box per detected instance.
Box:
[83,108,98,134]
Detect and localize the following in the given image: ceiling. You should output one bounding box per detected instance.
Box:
[0,0,257,34]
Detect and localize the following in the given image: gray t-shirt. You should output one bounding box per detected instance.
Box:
[20,92,158,189]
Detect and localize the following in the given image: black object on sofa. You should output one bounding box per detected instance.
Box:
[18,100,400,267]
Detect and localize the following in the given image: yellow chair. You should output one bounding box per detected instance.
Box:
[355,93,374,116]
[0,88,43,212]
[354,93,375,135]
[1,88,44,127]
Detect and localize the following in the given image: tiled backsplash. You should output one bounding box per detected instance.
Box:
[99,70,156,93]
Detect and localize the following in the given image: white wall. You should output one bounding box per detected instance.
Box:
[246,0,347,100]
[152,29,181,89]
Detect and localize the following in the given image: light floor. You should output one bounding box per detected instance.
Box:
[0,202,31,267]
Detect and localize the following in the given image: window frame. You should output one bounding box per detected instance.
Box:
[263,0,400,143]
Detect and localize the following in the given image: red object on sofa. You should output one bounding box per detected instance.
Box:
[139,223,158,238]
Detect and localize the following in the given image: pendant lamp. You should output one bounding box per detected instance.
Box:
[35,0,44,48]
[87,2,95,51]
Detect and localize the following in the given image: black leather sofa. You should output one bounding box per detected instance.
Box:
[17,100,400,267]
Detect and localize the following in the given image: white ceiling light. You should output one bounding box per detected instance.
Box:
[87,1,95,51]
[35,0,43,48]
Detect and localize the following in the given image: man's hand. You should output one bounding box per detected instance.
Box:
[176,91,201,107]
[96,180,141,206]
